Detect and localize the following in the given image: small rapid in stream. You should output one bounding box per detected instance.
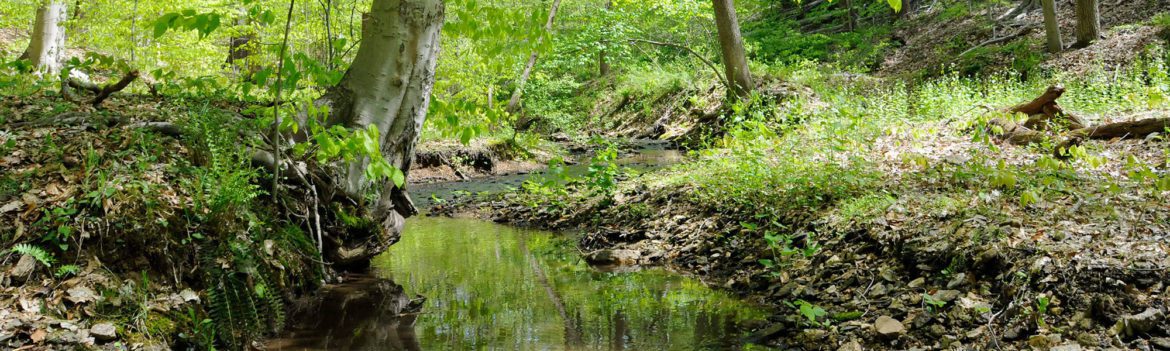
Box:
[267,142,771,350]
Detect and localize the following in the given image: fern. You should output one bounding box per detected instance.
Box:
[11,243,54,268]
[200,244,288,350]
[55,264,81,277]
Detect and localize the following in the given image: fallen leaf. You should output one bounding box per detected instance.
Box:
[30,329,46,343]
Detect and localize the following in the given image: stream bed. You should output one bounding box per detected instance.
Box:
[268,143,771,350]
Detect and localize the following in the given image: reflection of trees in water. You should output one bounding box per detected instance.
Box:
[267,275,426,351]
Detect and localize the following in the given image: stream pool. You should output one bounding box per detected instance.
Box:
[268,143,771,350]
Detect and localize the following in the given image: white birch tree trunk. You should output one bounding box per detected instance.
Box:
[24,0,68,76]
[313,0,444,265]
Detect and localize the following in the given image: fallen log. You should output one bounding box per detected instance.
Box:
[989,87,1169,158]
[65,69,139,107]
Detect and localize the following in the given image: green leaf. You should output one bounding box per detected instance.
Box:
[391,167,406,187]
[887,0,902,12]
[152,13,179,38]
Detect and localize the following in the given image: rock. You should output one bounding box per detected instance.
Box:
[66,286,97,304]
[946,273,966,289]
[8,255,37,280]
[931,289,962,303]
[838,340,863,351]
[1111,307,1165,337]
[179,289,200,303]
[89,323,116,342]
[1051,343,1083,351]
[875,316,905,336]
[1028,334,1055,349]
[965,326,986,339]
[584,249,641,266]
[1150,337,1170,351]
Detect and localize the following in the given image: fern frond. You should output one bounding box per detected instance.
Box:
[11,243,54,267]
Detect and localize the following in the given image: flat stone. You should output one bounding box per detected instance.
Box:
[1150,337,1170,351]
[66,286,97,304]
[837,340,863,351]
[89,323,116,342]
[1111,307,1165,337]
[8,255,37,280]
[1050,343,1083,351]
[875,315,905,336]
[931,289,962,303]
[584,249,641,266]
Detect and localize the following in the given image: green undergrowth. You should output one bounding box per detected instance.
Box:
[503,51,1170,265]
[0,96,323,349]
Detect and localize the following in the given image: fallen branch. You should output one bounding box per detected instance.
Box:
[91,70,139,107]
[959,25,1035,57]
[627,38,732,94]
[65,70,140,107]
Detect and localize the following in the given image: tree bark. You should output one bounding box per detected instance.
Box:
[712,0,753,98]
[843,0,858,31]
[506,0,563,114]
[1041,0,1063,53]
[311,0,444,265]
[24,0,68,76]
[1073,0,1100,48]
[599,0,612,77]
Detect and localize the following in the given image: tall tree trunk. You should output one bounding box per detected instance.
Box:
[506,0,562,114]
[312,0,444,265]
[1073,0,1100,48]
[24,0,68,76]
[1041,0,1063,52]
[598,0,612,77]
[843,0,858,31]
[712,0,753,98]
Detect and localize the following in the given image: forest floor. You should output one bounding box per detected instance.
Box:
[0,93,322,350]
[881,0,1170,76]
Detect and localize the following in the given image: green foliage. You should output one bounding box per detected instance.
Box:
[788,299,828,326]
[11,243,54,268]
[152,10,223,39]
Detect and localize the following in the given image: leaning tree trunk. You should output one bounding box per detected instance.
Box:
[506,0,563,114]
[712,0,753,98]
[312,0,444,266]
[23,0,68,76]
[1073,0,1100,48]
[1041,0,1063,53]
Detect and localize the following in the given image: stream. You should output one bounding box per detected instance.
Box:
[267,142,771,350]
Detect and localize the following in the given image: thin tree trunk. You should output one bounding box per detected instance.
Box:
[506,0,563,114]
[312,0,444,265]
[712,0,753,98]
[1073,0,1100,48]
[1041,0,1062,53]
[844,0,857,31]
[24,0,68,76]
[598,0,612,77]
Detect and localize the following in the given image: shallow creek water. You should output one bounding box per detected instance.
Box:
[268,143,770,350]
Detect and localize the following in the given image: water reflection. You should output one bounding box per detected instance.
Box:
[269,275,425,350]
[373,216,767,350]
[269,215,766,350]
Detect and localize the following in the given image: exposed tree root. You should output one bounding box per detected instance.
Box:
[989,86,1170,158]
